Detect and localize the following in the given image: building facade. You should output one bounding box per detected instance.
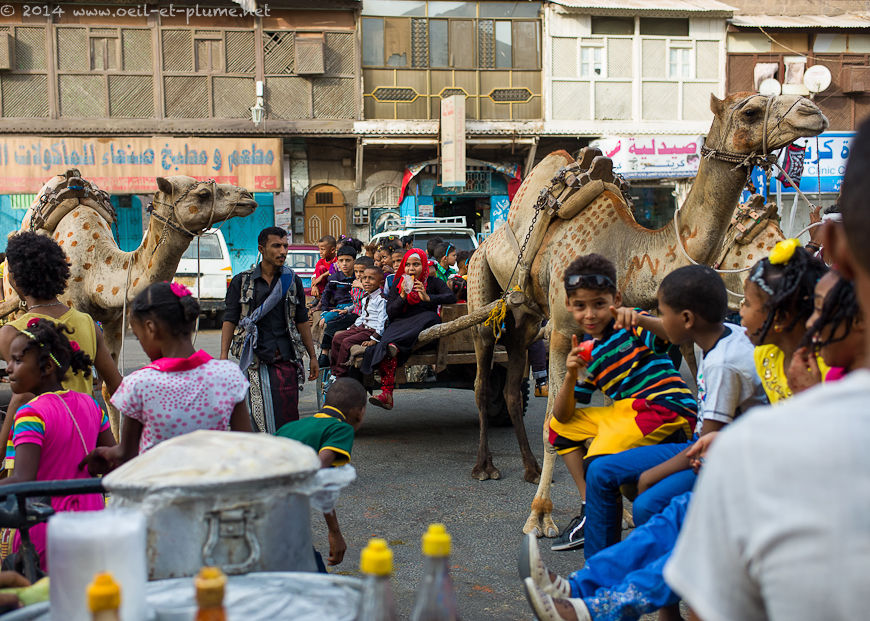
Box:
[725,0,870,234]
[0,0,362,270]
[542,0,731,227]
[353,0,543,239]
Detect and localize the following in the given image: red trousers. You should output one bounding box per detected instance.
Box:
[330,326,376,377]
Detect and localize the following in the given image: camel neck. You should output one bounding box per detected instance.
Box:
[676,154,750,265]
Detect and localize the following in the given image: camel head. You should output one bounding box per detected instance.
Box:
[153,176,257,234]
[707,92,828,157]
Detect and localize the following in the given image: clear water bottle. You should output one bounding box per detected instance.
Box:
[357,538,398,621]
[410,524,460,621]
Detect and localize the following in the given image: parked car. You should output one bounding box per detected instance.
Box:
[173,229,232,325]
[369,216,478,254]
[287,244,319,294]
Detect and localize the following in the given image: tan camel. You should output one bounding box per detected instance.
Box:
[464,92,827,538]
[1,172,256,434]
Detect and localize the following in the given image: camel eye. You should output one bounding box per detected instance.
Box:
[195,189,211,199]
[743,108,759,119]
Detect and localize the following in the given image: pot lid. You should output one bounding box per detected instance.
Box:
[104,430,320,491]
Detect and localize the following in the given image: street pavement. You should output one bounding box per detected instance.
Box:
[0,329,668,620]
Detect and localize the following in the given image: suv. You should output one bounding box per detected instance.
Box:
[173,229,232,324]
[369,216,478,253]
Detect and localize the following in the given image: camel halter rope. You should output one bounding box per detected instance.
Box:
[118,180,225,372]
[673,94,823,298]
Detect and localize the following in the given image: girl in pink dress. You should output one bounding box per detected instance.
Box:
[3,318,115,571]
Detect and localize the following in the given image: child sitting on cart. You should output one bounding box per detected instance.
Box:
[330,267,388,378]
[449,249,473,303]
[362,249,456,410]
[311,235,337,297]
[316,240,362,367]
[433,243,458,283]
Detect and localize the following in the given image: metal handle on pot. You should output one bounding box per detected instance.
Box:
[202,508,261,574]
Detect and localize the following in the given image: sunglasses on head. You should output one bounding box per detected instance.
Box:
[565,273,616,291]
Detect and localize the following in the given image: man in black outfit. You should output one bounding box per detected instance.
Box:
[221,226,319,433]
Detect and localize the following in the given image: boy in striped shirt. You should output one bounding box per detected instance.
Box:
[549,254,696,552]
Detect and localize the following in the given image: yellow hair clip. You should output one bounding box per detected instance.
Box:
[768,238,801,265]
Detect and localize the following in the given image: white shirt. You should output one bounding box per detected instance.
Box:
[695,323,768,435]
[353,290,388,336]
[664,370,870,621]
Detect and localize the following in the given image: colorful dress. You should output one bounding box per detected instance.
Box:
[110,350,249,454]
[8,390,108,570]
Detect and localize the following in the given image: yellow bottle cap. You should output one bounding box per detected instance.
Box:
[87,572,121,612]
[360,538,393,576]
[422,523,451,557]
[195,566,227,608]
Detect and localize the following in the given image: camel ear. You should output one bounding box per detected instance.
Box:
[710,94,727,117]
[156,177,173,195]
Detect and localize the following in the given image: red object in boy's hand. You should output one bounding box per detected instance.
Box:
[578,340,595,363]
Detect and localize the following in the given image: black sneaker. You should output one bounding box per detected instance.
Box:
[317,353,330,368]
[550,508,585,551]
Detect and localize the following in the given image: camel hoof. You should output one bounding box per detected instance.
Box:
[542,516,559,539]
[524,471,541,485]
[471,463,501,481]
[522,514,543,537]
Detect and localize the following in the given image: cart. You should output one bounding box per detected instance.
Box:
[314,296,535,427]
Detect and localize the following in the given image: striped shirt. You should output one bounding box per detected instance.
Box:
[576,314,697,420]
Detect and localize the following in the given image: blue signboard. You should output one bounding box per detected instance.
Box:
[772,132,853,194]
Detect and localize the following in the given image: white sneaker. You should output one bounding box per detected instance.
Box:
[523,578,591,621]
[519,534,571,598]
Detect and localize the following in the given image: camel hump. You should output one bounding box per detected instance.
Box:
[22,169,117,235]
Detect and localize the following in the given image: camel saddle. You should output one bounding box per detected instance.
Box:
[503,147,633,296]
[21,169,116,235]
[713,194,779,269]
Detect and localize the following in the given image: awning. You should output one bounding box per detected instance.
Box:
[730,14,870,29]
[550,0,734,16]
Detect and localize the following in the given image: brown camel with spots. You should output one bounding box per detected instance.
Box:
[1,175,256,435]
[464,92,827,538]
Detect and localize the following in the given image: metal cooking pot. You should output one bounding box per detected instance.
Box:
[103,431,322,580]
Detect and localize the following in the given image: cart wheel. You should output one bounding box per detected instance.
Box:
[486,365,530,427]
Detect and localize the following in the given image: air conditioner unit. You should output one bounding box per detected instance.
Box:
[352,207,370,226]
[0,33,14,71]
[295,36,325,75]
[842,65,870,93]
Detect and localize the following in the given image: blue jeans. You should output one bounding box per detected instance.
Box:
[568,492,692,621]
[584,442,695,557]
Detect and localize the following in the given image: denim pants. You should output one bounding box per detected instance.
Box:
[584,442,695,557]
[568,492,692,621]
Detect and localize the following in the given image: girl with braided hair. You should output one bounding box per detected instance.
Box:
[799,270,864,383]
[81,282,252,475]
[739,239,829,402]
[2,318,115,571]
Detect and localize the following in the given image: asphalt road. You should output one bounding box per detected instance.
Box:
[0,329,666,620]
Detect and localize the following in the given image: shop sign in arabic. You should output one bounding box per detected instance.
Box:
[774,132,852,194]
[589,135,703,179]
[0,136,283,193]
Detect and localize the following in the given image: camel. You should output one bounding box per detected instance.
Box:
[464,92,828,539]
[1,171,256,434]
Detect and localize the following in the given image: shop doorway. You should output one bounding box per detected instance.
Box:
[304,184,346,244]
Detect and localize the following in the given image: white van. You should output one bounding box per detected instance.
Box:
[173,229,233,323]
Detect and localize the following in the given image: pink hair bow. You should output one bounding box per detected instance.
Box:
[170,282,192,298]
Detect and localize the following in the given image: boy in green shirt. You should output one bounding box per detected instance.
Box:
[277,377,366,567]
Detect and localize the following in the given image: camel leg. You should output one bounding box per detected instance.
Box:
[99,316,125,439]
[502,318,543,484]
[469,250,503,481]
[472,324,499,481]
[524,329,572,537]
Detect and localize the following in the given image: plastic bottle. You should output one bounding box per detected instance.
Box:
[194,567,227,621]
[357,538,398,621]
[87,573,121,621]
[410,524,460,621]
